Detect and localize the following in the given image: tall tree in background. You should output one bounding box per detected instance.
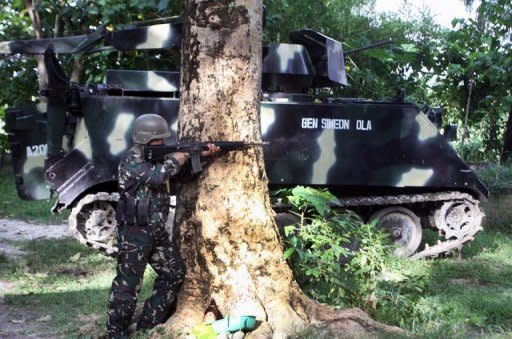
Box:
[433,0,512,161]
[264,0,440,103]
[475,0,512,161]
[165,1,402,337]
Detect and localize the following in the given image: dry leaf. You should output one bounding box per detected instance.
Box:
[36,315,52,322]
[10,318,25,324]
[69,253,81,262]
[78,322,99,335]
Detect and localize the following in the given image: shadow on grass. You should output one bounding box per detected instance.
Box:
[1,238,158,337]
[429,231,512,330]
[4,287,112,336]
[371,229,512,337]
[423,260,512,336]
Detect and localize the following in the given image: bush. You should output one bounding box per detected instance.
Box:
[277,186,392,307]
[453,120,504,163]
[372,268,430,328]
[475,162,512,195]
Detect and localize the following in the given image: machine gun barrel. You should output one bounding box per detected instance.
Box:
[344,38,393,56]
[142,141,267,173]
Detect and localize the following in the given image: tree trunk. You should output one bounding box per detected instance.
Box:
[460,79,473,149]
[485,109,500,157]
[501,105,512,162]
[163,1,404,337]
[24,0,48,93]
[69,24,89,83]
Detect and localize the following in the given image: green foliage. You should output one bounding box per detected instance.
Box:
[431,0,512,157]
[454,123,507,163]
[264,0,441,103]
[278,186,392,307]
[342,221,392,304]
[3,228,512,337]
[0,0,184,152]
[279,186,512,336]
[0,238,115,335]
[368,230,512,336]
[475,162,512,195]
[373,269,431,328]
[285,186,341,217]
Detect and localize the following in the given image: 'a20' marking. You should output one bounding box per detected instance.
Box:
[26,144,47,157]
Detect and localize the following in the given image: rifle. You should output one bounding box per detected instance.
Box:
[141,141,267,174]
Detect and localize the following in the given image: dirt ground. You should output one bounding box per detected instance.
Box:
[0,219,70,338]
[0,219,69,257]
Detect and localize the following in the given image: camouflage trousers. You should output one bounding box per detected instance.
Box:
[107,222,185,338]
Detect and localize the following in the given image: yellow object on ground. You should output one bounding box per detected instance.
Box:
[191,323,217,339]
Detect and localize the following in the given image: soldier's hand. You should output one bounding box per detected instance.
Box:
[201,143,221,157]
[172,152,190,166]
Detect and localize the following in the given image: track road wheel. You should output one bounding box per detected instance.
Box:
[370,207,422,257]
[69,192,119,256]
[434,200,483,241]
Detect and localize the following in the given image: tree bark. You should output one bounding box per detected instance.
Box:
[24,0,48,93]
[460,79,473,149]
[162,1,404,338]
[501,105,512,162]
[69,24,89,83]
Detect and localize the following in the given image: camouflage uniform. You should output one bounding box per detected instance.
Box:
[107,144,185,338]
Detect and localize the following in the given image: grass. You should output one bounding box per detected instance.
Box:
[0,238,158,337]
[1,158,512,337]
[0,161,69,224]
[1,225,512,338]
[367,228,512,338]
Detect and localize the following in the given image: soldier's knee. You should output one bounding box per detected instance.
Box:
[162,266,185,283]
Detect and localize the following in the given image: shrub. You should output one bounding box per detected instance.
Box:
[475,162,512,195]
[277,186,392,307]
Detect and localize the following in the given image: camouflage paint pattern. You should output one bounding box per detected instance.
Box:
[8,90,488,206]
[0,23,181,55]
[3,25,488,208]
[6,103,51,200]
[260,100,488,200]
[45,96,180,207]
[105,70,180,93]
[107,145,185,337]
[287,29,348,87]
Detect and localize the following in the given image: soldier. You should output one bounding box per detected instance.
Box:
[107,114,219,338]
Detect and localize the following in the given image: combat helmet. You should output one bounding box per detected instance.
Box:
[132,114,171,144]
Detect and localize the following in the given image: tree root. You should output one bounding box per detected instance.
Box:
[292,286,405,338]
[156,285,404,339]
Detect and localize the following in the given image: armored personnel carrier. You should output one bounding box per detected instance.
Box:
[1,23,487,258]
